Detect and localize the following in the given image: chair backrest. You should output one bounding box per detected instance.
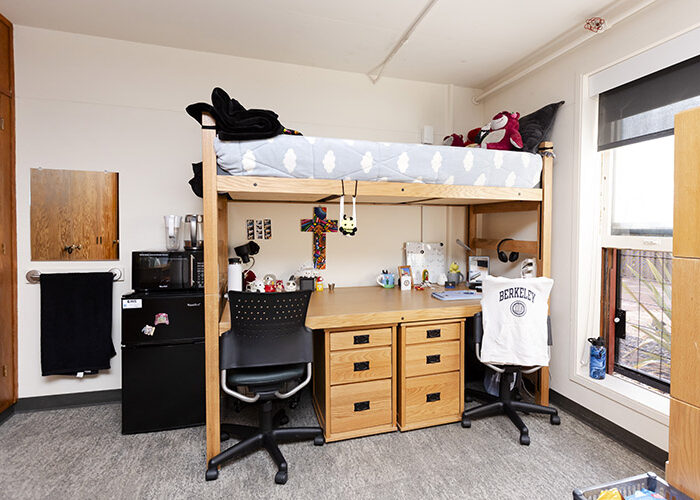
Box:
[220,290,313,370]
[478,275,554,367]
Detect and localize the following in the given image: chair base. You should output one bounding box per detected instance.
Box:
[206,400,324,483]
[461,371,560,445]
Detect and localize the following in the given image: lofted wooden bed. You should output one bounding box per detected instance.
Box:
[200,112,554,464]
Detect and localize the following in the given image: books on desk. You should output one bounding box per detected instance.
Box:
[431,290,482,301]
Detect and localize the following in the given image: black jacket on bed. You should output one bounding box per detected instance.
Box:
[40,272,116,376]
[186,87,284,140]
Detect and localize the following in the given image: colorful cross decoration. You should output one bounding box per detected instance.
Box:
[300,207,337,269]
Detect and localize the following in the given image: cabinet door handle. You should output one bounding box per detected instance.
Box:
[426,328,441,338]
[426,354,441,364]
[426,392,441,403]
[353,361,370,372]
[353,334,369,345]
[354,401,370,412]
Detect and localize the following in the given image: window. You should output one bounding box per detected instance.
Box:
[597,54,700,391]
[603,249,671,392]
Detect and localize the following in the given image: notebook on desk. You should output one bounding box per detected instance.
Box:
[431,290,482,301]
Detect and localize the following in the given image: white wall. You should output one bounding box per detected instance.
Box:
[13,26,482,398]
[480,0,700,450]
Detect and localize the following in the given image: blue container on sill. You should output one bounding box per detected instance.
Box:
[588,337,606,380]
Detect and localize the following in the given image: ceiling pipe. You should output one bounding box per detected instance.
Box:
[472,0,659,104]
[367,0,440,84]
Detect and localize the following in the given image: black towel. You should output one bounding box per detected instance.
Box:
[40,272,116,376]
[186,87,284,140]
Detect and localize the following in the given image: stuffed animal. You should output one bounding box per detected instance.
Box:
[449,261,461,273]
[481,111,523,151]
[442,133,466,147]
[465,125,490,147]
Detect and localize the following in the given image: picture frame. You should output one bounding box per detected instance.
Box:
[398,265,412,283]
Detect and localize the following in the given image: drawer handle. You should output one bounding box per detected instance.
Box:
[354,401,370,412]
[426,392,441,403]
[426,354,441,364]
[353,361,370,372]
[426,328,441,338]
[353,334,370,345]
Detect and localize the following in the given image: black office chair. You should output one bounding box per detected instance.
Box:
[205,290,324,484]
[461,312,560,445]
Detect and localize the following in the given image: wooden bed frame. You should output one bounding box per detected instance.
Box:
[200,112,554,464]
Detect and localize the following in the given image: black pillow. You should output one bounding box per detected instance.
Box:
[518,101,564,153]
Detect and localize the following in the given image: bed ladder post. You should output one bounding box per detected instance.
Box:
[201,111,221,466]
[536,141,554,406]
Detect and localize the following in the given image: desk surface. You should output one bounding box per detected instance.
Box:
[220,286,482,332]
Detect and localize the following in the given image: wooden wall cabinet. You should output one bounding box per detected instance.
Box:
[673,108,700,258]
[667,106,700,498]
[30,169,119,261]
[670,258,700,409]
[0,12,15,415]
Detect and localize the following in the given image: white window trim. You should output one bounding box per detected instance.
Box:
[599,151,673,252]
[569,71,670,426]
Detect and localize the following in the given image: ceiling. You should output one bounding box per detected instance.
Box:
[0,0,619,88]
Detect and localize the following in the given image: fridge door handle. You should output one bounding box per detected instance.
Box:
[189,253,195,288]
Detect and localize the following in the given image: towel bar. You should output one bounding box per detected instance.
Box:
[25,268,122,284]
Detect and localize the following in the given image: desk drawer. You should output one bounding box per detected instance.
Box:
[330,346,392,385]
[330,379,392,434]
[403,371,460,425]
[404,321,460,345]
[330,327,392,351]
[404,340,460,377]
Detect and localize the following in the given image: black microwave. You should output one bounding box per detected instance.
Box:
[132,251,204,291]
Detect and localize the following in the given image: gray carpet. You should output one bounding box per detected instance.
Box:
[0,394,662,499]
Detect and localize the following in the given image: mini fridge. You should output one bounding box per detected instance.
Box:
[121,290,205,434]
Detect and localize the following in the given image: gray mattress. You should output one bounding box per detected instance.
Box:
[215,135,543,188]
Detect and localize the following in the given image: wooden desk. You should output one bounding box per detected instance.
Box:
[219,286,548,442]
[303,287,480,441]
[220,286,482,331]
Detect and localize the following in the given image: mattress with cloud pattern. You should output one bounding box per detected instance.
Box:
[214,135,543,188]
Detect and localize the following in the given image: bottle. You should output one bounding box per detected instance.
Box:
[228,257,243,292]
[588,337,606,380]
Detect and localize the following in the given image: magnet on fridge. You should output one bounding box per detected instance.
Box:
[154,313,169,326]
[141,325,156,336]
[264,219,272,239]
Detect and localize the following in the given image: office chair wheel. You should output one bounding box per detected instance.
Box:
[205,466,219,481]
[550,414,561,425]
[275,470,288,484]
[314,435,325,446]
[519,433,530,446]
[461,416,471,428]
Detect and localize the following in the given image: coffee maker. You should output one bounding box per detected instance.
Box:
[184,214,204,250]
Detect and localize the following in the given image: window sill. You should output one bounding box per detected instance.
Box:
[571,369,670,426]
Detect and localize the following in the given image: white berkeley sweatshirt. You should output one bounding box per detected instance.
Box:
[480,275,554,367]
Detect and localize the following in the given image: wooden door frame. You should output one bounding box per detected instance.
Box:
[0,11,17,414]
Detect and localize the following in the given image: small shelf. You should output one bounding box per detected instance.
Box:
[216,176,542,206]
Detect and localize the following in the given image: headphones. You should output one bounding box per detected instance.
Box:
[496,238,519,263]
